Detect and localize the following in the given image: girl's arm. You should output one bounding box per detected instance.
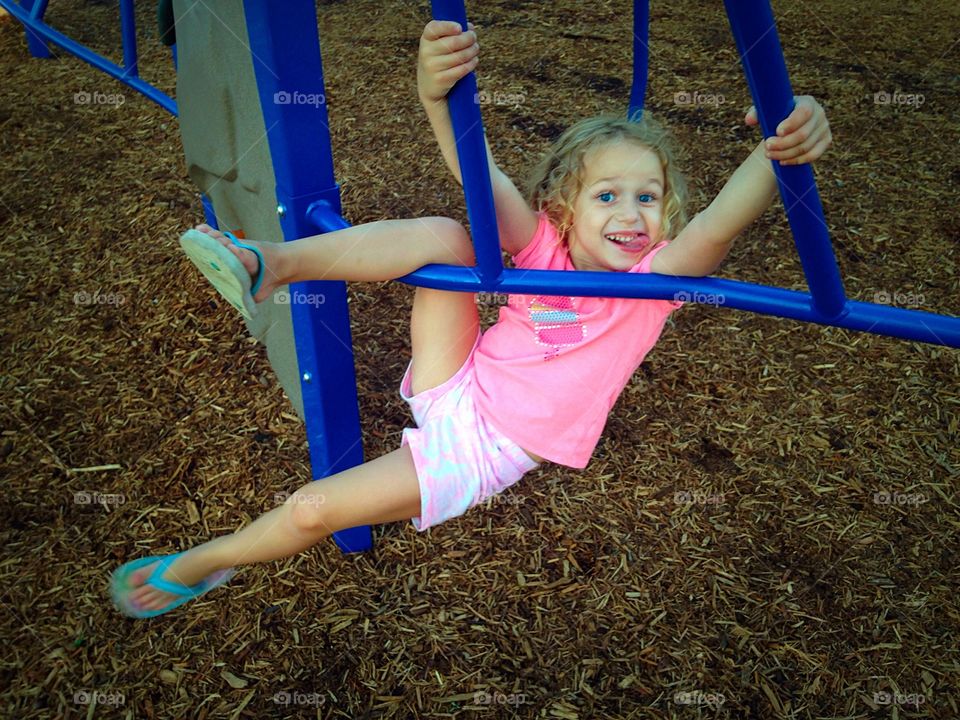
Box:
[651,141,776,277]
[651,96,832,278]
[418,21,538,257]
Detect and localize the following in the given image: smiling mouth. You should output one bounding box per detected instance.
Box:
[605,232,649,252]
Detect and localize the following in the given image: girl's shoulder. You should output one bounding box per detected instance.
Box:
[512,212,565,269]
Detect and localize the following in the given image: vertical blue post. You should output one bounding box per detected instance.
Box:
[628,0,649,119]
[429,0,503,287]
[241,0,370,552]
[723,0,847,320]
[21,0,51,58]
[200,195,218,229]
[119,0,139,78]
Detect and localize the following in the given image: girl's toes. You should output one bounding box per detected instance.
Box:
[130,562,158,586]
[195,224,228,243]
[140,590,163,609]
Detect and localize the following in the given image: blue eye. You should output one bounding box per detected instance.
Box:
[638,193,656,203]
[597,191,615,202]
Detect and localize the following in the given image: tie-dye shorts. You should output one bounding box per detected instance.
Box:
[399,332,541,531]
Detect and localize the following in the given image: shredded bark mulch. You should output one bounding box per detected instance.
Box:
[0,1,957,718]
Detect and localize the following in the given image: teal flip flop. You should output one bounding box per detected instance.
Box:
[110,552,235,619]
[179,228,265,319]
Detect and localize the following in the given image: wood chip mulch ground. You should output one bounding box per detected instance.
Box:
[0,1,957,718]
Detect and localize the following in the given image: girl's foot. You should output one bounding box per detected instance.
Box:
[193,224,282,303]
[125,547,225,613]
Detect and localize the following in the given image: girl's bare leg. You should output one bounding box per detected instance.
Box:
[134,219,476,610]
[128,445,422,612]
[196,216,476,303]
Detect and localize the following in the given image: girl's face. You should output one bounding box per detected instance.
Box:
[566,140,665,272]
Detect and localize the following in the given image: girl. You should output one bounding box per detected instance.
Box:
[111,21,831,617]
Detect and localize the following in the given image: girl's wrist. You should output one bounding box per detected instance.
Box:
[417,85,447,106]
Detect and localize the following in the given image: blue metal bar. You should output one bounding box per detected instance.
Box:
[20,0,50,57]
[0,0,175,114]
[119,0,139,78]
[628,0,649,119]
[402,267,960,348]
[310,201,960,348]
[242,0,370,553]
[306,200,350,234]
[429,0,504,286]
[200,195,218,229]
[723,0,847,321]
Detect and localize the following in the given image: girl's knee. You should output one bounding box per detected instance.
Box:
[285,491,330,536]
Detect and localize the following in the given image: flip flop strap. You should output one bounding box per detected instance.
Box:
[146,553,207,597]
[223,231,265,296]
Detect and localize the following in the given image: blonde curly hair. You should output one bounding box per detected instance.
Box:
[526,113,688,245]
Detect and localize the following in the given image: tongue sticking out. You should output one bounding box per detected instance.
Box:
[607,233,649,253]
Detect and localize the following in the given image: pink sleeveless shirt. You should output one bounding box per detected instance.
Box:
[472,212,683,468]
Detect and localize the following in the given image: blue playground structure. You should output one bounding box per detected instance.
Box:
[4,0,958,555]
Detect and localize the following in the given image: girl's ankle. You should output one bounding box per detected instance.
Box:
[187,537,237,572]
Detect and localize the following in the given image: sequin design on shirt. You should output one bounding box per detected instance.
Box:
[528,295,586,361]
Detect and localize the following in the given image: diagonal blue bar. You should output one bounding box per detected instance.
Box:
[119,0,138,78]
[429,0,505,286]
[628,0,649,119]
[0,0,175,113]
[723,0,847,321]
[22,0,51,57]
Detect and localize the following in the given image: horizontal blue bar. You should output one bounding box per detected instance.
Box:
[308,207,960,348]
[0,0,176,114]
[404,265,960,348]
